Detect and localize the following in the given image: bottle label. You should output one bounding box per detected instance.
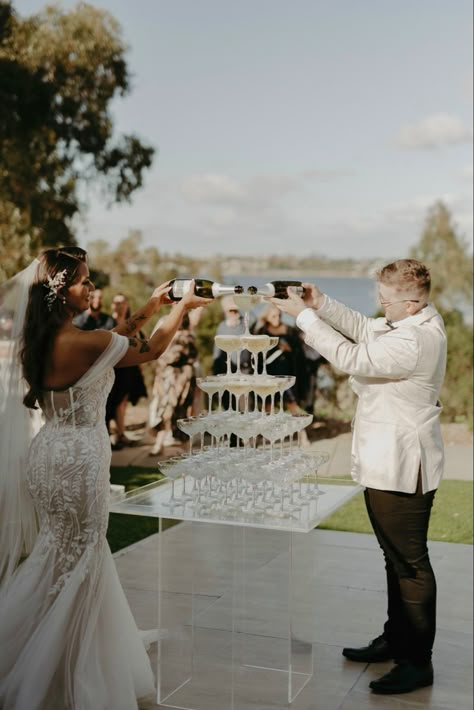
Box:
[172,280,193,298]
[287,286,304,296]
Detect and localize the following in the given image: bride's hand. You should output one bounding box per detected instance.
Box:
[151,281,173,307]
[180,280,213,310]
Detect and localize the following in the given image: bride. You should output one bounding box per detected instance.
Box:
[0,247,211,709]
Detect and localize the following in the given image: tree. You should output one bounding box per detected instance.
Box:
[410,201,473,312]
[439,308,473,428]
[410,201,473,427]
[0,1,154,277]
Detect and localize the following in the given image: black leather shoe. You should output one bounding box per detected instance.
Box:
[342,634,393,663]
[370,661,433,694]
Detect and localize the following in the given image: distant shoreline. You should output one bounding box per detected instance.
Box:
[220,268,373,279]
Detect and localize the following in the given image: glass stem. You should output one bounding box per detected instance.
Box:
[235,350,242,374]
[244,311,250,336]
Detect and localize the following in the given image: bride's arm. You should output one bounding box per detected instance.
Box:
[111,282,172,338]
[75,282,211,368]
[116,284,212,367]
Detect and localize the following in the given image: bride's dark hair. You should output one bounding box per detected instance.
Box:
[21,246,88,408]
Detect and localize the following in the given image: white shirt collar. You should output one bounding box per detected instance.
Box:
[385,303,438,329]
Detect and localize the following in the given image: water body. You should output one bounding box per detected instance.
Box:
[227,274,379,317]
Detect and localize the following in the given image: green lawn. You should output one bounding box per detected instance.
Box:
[319,478,473,544]
[107,466,174,553]
[107,468,473,553]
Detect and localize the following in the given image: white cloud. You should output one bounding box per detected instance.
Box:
[302,169,354,181]
[179,172,303,210]
[180,174,245,205]
[362,193,473,252]
[397,113,473,150]
[78,168,472,260]
[246,175,302,204]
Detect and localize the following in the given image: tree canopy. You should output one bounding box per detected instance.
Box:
[410,200,473,311]
[0,0,154,279]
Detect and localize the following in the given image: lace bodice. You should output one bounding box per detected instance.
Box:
[41,368,115,428]
[40,333,129,428]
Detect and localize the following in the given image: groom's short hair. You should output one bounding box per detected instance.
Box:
[376,259,431,297]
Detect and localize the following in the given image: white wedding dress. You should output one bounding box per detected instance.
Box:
[0,333,155,710]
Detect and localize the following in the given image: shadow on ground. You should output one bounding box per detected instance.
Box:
[308,418,351,442]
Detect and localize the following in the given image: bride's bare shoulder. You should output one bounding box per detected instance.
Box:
[44,330,115,390]
[60,328,114,359]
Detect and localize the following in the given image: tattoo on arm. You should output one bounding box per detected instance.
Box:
[128,335,150,353]
[124,314,147,335]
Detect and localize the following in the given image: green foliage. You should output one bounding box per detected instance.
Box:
[409,201,473,427]
[0,201,39,281]
[440,308,473,427]
[410,200,473,310]
[319,479,473,544]
[0,1,154,276]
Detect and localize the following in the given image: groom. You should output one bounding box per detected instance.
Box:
[270,259,447,695]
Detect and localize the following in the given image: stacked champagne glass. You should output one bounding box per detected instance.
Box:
[158,288,329,524]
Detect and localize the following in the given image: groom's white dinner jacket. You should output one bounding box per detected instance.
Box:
[296,297,447,494]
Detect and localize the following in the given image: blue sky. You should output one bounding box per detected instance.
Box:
[16,0,473,259]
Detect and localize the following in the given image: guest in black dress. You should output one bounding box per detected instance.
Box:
[255,303,307,414]
[106,294,147,448]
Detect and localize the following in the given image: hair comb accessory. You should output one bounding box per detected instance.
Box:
[43,269,68,310]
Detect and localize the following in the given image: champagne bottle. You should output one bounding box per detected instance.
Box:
[247,281,305,299]
[168,278,244,301]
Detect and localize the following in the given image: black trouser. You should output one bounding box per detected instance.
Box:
[364,475,437,666]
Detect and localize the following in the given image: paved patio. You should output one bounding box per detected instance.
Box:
[115,527,473,710]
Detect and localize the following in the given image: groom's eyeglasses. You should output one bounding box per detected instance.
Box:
[379,298,420,307]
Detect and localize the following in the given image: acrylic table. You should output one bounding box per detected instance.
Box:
[110,477,362,709]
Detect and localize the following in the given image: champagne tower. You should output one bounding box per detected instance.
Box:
[162,291,329,526]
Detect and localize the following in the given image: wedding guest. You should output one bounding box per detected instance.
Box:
[271,259,446,696]
[148,312,200,455]
[106,293,148,449]
[73,287,115,330]
[298,334,325,414]
[187,306,205,414]
[212,295,254,376]
[0,247,211,709]
[255,303,307,414]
